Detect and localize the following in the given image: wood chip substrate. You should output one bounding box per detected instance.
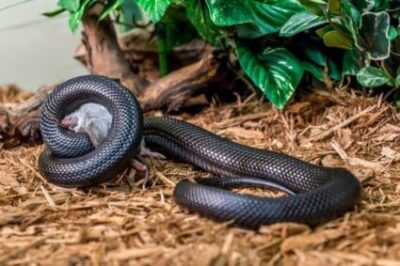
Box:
[1,85,400,265]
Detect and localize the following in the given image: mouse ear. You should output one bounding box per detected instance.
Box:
[85,119,109,148]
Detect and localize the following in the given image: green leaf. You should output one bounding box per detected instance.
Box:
[396,67,400,87]
[99,0,123,21]
[356,66,390,87]
[137,0,173,22]
[249,1,304,30]
[236,23,276,39]
[68,0,95,33]
[303,61,324,81]
[342,49,361,76]
[205,0,253,26]
[307,0,326,3]
[206,0,303,38]
[302,42,326,66]
[69,12,82,33]
[236,44,304,109]
[185,0,221,45]
[246,1,304,37]
[299,0,326,15]
[373,0,389,12]
[388,26,398,41]
[323,30,353,49]
[358,11,391,60]
[316,24,335,39]
[280,12,328,37]
[42,8,66,17]
[327,59,341,80]
[299,36,341,81]
[340,0,361,41]
[353,0,374,12]
[328,0,340,15]
[58,0,80,12]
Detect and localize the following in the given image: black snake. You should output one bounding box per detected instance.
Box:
[39,75,361,229]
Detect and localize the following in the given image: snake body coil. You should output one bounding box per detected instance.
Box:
[39,75,361,228]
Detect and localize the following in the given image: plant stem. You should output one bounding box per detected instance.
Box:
[156,23,169,76]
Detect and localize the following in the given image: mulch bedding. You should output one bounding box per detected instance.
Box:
[1,84,400,266]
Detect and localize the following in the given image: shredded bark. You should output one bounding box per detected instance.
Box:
[1,86,400,265]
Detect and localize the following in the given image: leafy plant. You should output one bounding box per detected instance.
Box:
[46,0,400,109]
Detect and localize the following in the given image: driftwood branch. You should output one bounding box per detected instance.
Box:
[0,85,56,142]
[81,12,148,95]
[0,11,227,141]
[141,50,222,112]
[0,51,224,141]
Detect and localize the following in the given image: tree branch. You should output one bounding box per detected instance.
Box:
[0,12,227,141]
[141,50,223,111]
[81,12,148,95]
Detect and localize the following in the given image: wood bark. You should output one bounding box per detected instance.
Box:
[140,50,222,112]
[0,13,226,141]
[81,13,147,95]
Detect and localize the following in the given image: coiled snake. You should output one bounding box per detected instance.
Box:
[39,75,361,229]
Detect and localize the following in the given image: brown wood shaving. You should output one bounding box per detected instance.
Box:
[1,86,400,265]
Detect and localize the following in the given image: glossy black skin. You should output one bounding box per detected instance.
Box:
[39,75,361,229]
